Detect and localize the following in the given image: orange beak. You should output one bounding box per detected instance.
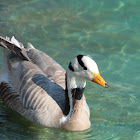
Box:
[91,73,109,88]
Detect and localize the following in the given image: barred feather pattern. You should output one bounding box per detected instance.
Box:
[0,36,66,127]
[0,82,20,109]
[0,78,64,128]
[27,49,66,89]
[13,60,65,126]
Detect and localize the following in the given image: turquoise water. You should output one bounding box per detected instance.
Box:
[0,0,140,139]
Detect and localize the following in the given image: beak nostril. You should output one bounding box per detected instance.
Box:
[105,83,109,88]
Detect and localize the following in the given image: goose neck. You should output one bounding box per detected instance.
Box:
[65,72,86,118]
[60,73,90,130]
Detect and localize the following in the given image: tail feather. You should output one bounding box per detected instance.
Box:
[0,35,31,61]
[11,36,22,48]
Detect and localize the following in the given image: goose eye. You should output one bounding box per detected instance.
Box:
[68,62,74,72]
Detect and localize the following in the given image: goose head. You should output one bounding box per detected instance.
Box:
[61,55,109,129]
[67,55,109,89]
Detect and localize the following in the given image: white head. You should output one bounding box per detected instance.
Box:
[67,55,109,88]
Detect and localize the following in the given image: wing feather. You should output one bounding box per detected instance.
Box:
[9,59,65,112]
[0,37,67,127]
[27,49,66,89]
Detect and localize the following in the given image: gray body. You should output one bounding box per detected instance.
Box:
[0,36,90,131]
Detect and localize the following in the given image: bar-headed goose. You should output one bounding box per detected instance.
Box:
[0,36,109,131]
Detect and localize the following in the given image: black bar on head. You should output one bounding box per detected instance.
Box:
[77,55,87,70]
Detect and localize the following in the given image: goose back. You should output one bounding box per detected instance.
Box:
[27,48,66,89]
[1,51,66,128]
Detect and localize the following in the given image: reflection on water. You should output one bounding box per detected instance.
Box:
[0,0,140,139]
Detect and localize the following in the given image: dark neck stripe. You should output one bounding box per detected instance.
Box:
[64,74,70,116]
[71,88,85,100]
[68,62,74,71]
[77,55,87,70]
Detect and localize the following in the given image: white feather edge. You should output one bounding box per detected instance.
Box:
[10,36,23,48]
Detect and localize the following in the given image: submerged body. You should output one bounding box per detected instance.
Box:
[0,36,108,131]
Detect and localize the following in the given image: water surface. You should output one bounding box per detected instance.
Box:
[0,0,140,139]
